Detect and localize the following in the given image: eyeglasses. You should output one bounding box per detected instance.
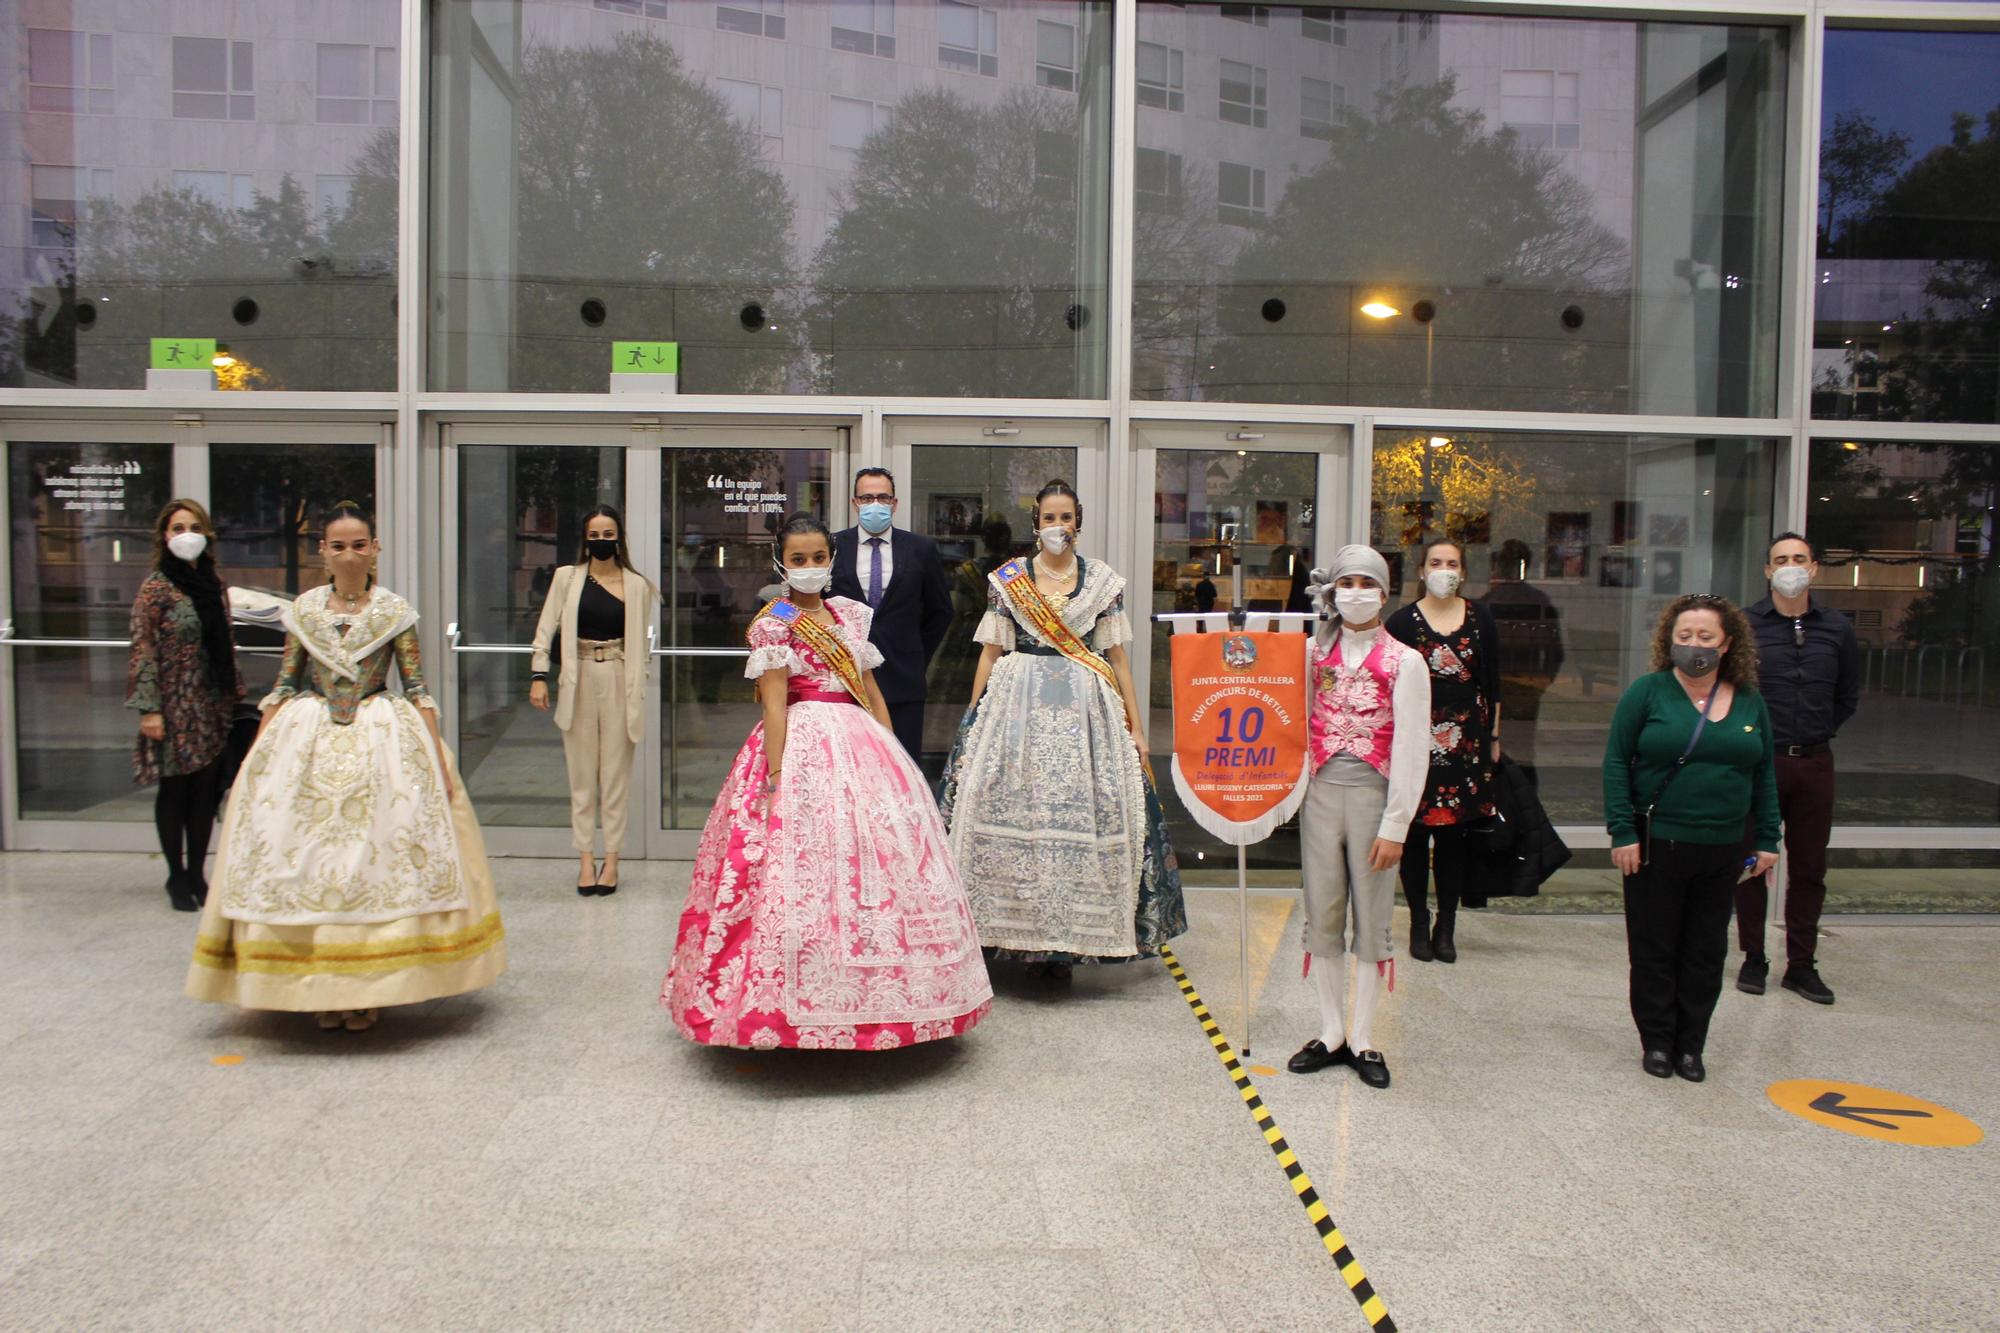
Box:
[1684,593,1727,606]
[1793,617,1806,648]
[854,492,895,505]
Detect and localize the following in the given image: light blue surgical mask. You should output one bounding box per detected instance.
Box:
[858,502,893,535]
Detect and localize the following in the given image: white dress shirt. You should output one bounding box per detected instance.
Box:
[859,530,895,594]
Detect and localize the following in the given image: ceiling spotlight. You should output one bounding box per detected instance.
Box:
[1360,301,1400,319]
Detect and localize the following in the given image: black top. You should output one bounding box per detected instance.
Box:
[577,572,626,642]
[1746,594,1862,747]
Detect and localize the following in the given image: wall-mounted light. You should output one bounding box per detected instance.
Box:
[1427,435,1452,450]
[1359,301,1400,320]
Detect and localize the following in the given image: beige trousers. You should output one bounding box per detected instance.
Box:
[563,649,635,854]
[1300,769,1396,964]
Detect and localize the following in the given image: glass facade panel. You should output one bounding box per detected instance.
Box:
[0,2,401,390]
[659,447,831,828]
[908,442,1075,777]
[1147,446,1318,870]
[1131,6,1788,415]
[455,445,625,827]
[429,0,1112,396]
[1368,430,1778,825]
[1804,438,1998,833]
[5,441,172,819]
[1813,30,2000,424]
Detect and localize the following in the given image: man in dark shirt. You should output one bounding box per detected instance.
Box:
[1483,538,1565,786]
[1737,532,1861,1006]
[830,467,953,766]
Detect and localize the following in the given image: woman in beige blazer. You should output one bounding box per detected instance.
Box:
[530,505,656,895]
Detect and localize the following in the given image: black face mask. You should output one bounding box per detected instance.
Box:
[586,539,619,562]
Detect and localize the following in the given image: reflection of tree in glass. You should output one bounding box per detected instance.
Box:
[215,449,379,598]
[1835,107,2000,423]
[512,34,796,391]
[809,89,1106,397]
[1197,80,1628,408]
[1371,434,1539,552]
[1815,440,1999,683]
[3,129,401,390]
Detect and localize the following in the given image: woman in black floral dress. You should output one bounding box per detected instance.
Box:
[1386,539,1501,963]
[126,499,242,912]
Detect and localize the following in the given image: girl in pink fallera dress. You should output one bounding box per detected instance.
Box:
[663,515,992,1050]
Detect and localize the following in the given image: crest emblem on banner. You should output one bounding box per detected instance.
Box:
[1167,631,1312,845]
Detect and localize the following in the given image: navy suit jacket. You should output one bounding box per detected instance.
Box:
[831,526,953,705]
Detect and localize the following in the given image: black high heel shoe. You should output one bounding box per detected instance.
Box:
[577,860,599,896]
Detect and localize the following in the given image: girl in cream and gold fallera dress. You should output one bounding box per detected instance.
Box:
[185,504,505,1029]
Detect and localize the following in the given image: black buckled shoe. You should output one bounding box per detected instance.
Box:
[1352,1049,1391,1089]
[1736,954,1768,995]
[1675,1052,1706,1083]
[1288,1039,1350,1074]
[1642,1049,1672,1079]
[1782,964,1835,1006]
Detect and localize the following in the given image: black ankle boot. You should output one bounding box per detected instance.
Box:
[165,872,198,913]
[1408,906,1434,961]
[1432,914,1457,964]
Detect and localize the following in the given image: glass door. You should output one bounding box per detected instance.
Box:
[441,421,844,858]
[0,420,386,850]
[888,418,1109,780]
[1134,421,1349,872]
[442,425,633,857]
[652,426,840,849]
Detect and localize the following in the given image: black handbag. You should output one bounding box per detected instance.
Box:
[1631,687,1716,866]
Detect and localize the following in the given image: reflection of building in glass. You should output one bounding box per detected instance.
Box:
[0,2,401,390]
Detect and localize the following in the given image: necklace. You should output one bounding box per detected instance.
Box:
[333,584,367,613]
[1033,554,1077,584]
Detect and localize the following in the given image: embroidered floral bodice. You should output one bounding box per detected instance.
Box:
[265,585,433,726]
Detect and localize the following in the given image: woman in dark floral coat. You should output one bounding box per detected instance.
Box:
[126,499,241,912]
[1386,538,1502,964]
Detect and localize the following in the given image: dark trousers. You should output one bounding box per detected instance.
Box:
[1734,749,1835,967]
[1624,838,1739,1056]
[1400,824,1469,923]
[154,758,224,883]
[885,699,926,767]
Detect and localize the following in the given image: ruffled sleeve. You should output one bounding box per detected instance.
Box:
[973,581,1016,651]
[744,611,803,680]
[1090,590,1132,651]
[837,599,886,672]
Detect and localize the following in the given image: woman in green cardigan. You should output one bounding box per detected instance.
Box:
[1603,594,1780,1084]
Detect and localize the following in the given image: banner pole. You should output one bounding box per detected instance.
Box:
[1238,839,1253,1057]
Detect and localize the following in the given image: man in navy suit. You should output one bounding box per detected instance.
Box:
[830,466,953,764]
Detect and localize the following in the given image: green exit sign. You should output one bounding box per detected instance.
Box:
[150,338,217,369]
[612,341,679,374]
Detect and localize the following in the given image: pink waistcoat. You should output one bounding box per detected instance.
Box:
[1308,632,1401,777]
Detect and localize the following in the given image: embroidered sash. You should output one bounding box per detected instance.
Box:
[994,560,1120,691]
[754,600,866,702]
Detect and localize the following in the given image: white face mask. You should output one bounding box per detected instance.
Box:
[1039,525,1072,555]
[1771,566,1812,599]
[777,563,833,595]
[166,531,207,562]
[1334,588,1384,623]
[1423,569,1462,599]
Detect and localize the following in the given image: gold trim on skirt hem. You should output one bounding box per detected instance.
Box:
[192,912,505,976]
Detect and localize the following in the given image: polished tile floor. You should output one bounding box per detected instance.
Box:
[1,852,1993,1332]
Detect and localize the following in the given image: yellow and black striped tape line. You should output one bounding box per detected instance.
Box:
[1159,945,1395,1333]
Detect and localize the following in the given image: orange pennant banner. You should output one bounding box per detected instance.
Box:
[1167,630,1312,845]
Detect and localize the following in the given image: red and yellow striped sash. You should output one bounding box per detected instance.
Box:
[753,599,866,701]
